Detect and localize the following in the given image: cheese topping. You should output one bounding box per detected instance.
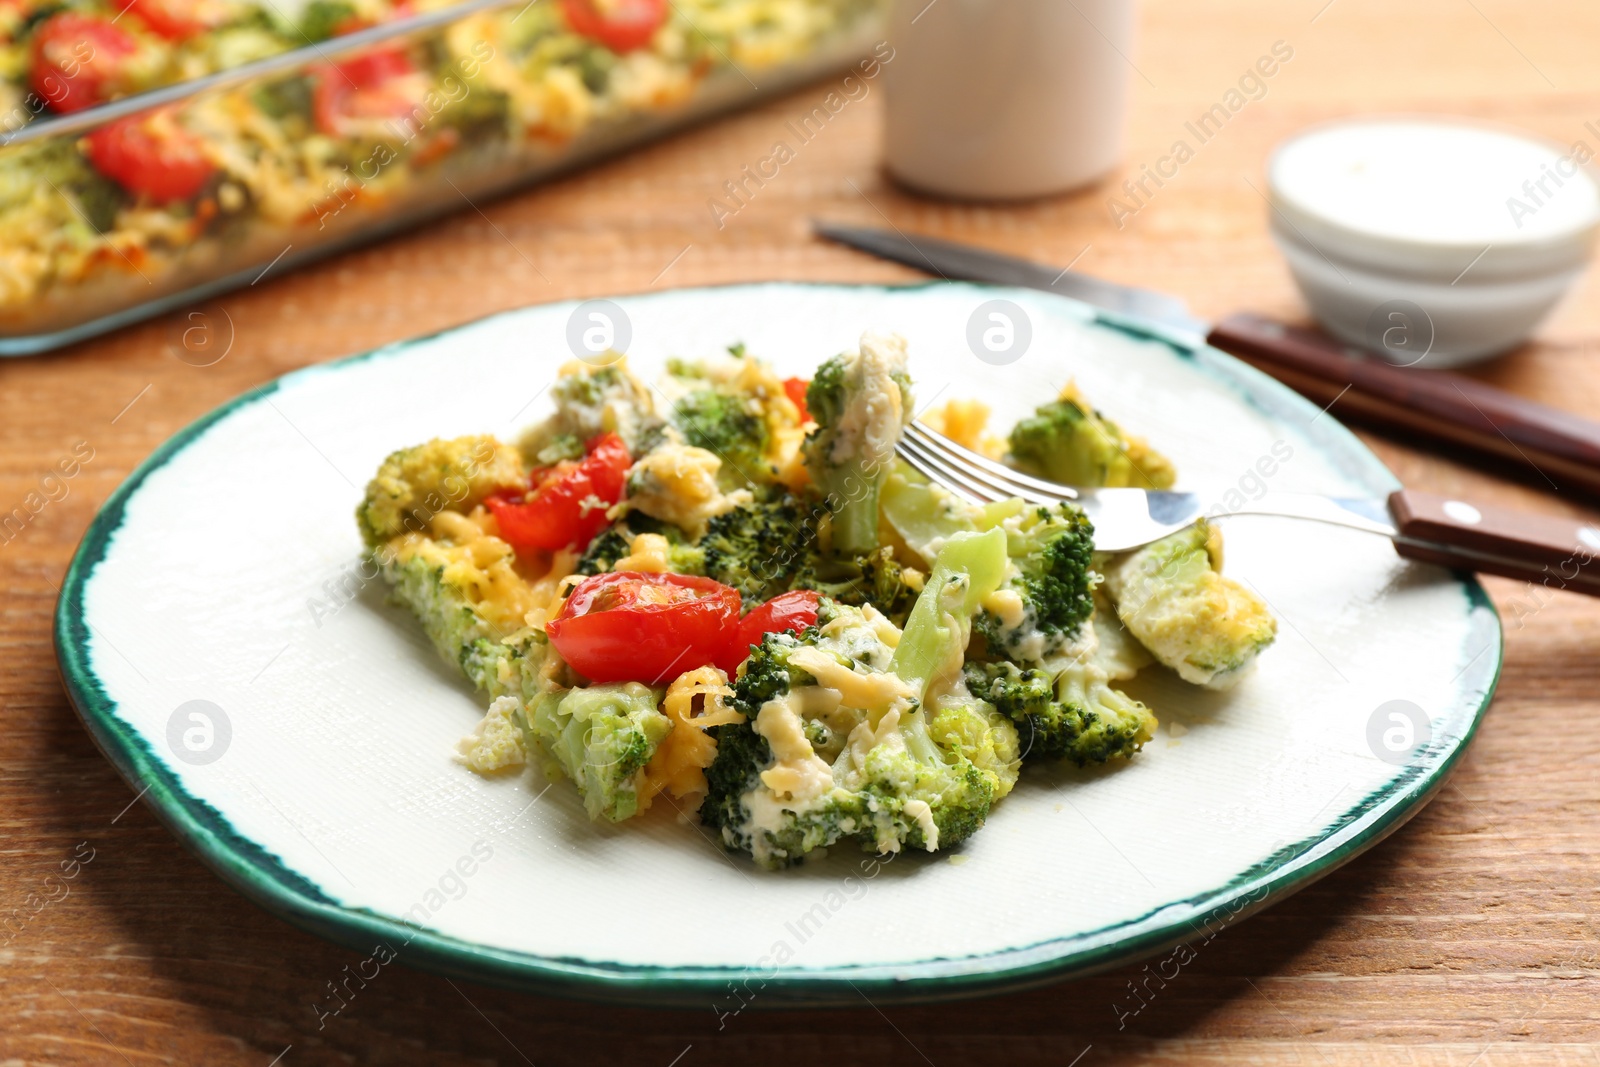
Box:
[902,799,939,851]
[755,694,834,802]
[611,532,674,573]
[981,588,1027,629]
[393,519,533,634]
[786,647,915,712]
[843,704,904,773]
[855,603,904,651]
[625,442,752,538]
[920,398,1002,459]
[638,666,743,806]
[395,505,581,635]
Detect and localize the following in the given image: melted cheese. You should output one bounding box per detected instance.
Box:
[638,666,743,806]
[395,507,579,635]
[727,355,808,472]
[611,532,674,573]
[626,443,751,538]
[902,799,939,851]
[920,398,1003,459]
[861,603,904,649]
[526,552,582,633]
[393,515,532,634]
[843,704,905,775]
[755,694,834,802]
[982,588,1027,629]
[786,647,914,712]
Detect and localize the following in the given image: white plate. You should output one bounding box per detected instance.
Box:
[56,282,1500,1005]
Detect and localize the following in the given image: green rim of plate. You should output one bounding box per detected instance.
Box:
[54,281,1503,1008]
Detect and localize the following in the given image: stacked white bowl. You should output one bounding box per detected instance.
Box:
[1268,119,1600,368]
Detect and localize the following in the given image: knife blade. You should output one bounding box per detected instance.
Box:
[813,220,1210,340]
[815,220,1600,502]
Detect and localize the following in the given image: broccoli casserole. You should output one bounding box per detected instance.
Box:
[357,334,1277,869]
[0,0,885,340]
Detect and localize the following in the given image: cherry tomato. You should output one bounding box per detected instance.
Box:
[547,571,742,684]
[559,0,666,53]
[485,432,631,552]
[30,13,137,113]
[719,589,820,675]
[126,0,231,40]
[782,376,811,422]
[84,110,216,202]
[311,45,422,137]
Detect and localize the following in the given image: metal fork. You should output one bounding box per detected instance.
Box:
[895,421,1406,553]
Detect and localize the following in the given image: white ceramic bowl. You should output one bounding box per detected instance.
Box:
[1267,118,1600,368]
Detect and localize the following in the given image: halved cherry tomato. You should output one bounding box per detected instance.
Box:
[719,588,820,675]
[782,376,811,423]
[30,13,138,113]
[126,0,232,40]
[548,571,742,684]
[84,110,216,202]
[559,0,666,53]
[485,432,631,552]
[311,45,422,137]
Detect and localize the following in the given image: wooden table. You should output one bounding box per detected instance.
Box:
[5,0,1599,1062]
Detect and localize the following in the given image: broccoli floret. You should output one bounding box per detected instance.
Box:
[552,363,635,412]
[699,598,1003,869]
[700,497,817,602]
[928,694,1022,799]
[694,499,918,618]
[1100,520,1277,689]
[384,551,518,695]
[698,630,868,865]
[1089,583,1153,680]
[964,659,1155,766]
[1007,385,1176,490]
[792,546,918,623]
[802,332,914,556]
[356,435,525,547]
[670,387,773,487]
[976,504,1097,663]
[528,683,672,822]
[377,540,555,717]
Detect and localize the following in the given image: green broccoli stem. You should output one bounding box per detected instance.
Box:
[891,528,1010,699]
[821,469,886,557]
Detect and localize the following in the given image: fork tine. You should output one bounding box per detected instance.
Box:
[904,422,1077,501]
[895,435,1009,504]
[897,433,1065,506]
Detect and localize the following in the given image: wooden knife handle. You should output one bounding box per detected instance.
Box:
[1388,489,1600,596]
[1207,313,1600,499]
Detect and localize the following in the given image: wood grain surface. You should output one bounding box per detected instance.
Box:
[4,0,1600,1063]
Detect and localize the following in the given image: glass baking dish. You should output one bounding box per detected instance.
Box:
[0,0,886,354]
